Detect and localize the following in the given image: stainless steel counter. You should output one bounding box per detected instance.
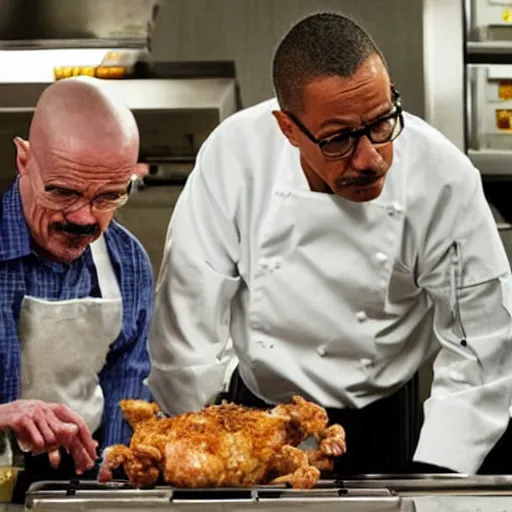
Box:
[19,476,512,512]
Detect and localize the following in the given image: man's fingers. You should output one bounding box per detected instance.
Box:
[48,450,61,469]
[45,409,79,449]
[52,405,97,460]
[69,441,95,475]
[17,417,45,453]
[33,413,58,451]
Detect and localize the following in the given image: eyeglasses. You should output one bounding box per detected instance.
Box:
[31,171,134,213]
[285,86,404,160]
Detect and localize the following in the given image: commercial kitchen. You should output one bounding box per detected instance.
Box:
[2,0,512,510]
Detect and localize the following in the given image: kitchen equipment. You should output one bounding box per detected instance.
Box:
[466,63,512,175]
[22,475,512,512]
[463,0,512,240]
[24,480,401,512]
[466,0,512,49]
[0,0,159,49]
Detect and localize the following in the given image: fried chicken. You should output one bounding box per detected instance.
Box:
[99,396,346,489]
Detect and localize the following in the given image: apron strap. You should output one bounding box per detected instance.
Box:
[89,235,121,299]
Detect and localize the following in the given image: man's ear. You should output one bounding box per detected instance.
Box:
[13,137,30,176]
[272,111,299,148]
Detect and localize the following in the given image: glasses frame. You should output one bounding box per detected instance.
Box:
[284,85,404,160]
[30,166,135,213]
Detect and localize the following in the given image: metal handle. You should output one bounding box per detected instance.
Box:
[497,222,512,231]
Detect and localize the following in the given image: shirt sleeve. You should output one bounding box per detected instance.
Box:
[414,168,512,473]
[147,136,241,416]
[99,249,153,448]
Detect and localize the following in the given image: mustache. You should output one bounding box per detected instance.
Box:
[335,169,386,188]
[51,222,100,237]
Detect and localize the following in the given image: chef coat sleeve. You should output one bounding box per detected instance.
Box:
[147,134,241,416]
[414,165,512,474]
[99,247,153,448]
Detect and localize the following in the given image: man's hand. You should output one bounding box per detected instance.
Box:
[0,400,98,473]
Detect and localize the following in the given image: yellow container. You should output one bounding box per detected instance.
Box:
[0,467,21,503]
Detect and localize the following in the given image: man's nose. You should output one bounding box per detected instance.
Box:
[349,136,382,171]
[64,202,98,226]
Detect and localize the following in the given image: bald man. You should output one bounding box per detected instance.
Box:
[0,76,153,486]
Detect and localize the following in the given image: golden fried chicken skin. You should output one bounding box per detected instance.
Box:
[99,396,346,489]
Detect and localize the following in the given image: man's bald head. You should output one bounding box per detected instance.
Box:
[16,76,142,263]
[29,76,139,162]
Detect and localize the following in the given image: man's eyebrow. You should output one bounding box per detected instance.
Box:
[317,102,395,132]
[44,184,79,192]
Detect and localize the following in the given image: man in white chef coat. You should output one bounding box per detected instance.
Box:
[0,76,153,495]
[148,12,512,475]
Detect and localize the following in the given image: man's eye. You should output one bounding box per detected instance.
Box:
[99,192,123,201]
[46,187,79,198]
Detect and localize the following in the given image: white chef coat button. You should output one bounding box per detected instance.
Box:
[316,345,327,357]
[392,202,403,213]
[375,252,388,263]
[356,311,367,322]
[449,370,465,383]
[360,358,373,368]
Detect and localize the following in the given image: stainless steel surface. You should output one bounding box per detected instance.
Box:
[0,0,160,49]
[423,0,465,151]
[468,40,512,54]
[24,481,402,512]
[339,474,512,495]
[22,476,512,511]
[0,77,238,169]
[468,148,512,175]
[464,0,473,43]
[466,0,512,43]
[466,62,478,151]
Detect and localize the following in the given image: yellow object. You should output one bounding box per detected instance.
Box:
[499,80,512,100]
[54,65,128,81]
[496,109,512,131]
[0,467,21,503]
[503,8,512,22]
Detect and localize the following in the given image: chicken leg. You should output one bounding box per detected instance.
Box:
[269,445,320,488]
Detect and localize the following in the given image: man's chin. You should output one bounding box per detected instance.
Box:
[43,235,97,263]
[336,174,386,202]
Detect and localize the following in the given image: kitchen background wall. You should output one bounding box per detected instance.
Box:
[151,0,425,115]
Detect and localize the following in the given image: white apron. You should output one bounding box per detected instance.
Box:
[18,235,122,435]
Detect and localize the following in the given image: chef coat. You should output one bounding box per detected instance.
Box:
[147,98,512,474]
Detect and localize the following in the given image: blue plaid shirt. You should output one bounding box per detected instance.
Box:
[0,179,153,448]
